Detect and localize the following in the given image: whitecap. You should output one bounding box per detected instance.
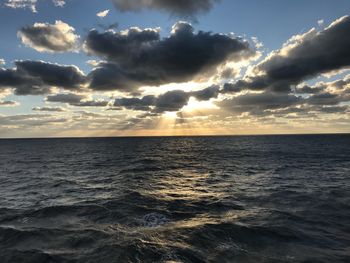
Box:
[142,213,169,227]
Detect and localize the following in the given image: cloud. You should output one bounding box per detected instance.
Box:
[114,86,219,112]
[217,71,350,117]
[217,92,302,114]
[74,111,106,118]
[0,60,86,95]
[73,100,109,107]
[18,20,79,53]
[4,0,65,12]
[0,100,19,106]
[318,105,348,114]
[53,0,65,7]
[86,22,254,92]
[295,74,350,95]
[114,95,156,111]
[318,19,324,26]
[15,60,86,89]
[113,91,191,112]
[46,93,85,103]
[97,9,110,18]
[87,62,143,92]
[0,67,50,95]
[86,60,100,66]
[0,59,5,65]
[322,74,350,91]
[222,82,243,93]
[110,0,220,17]
[32,106,66,112]
[154,90,190,112]
[5,0,39,12]
[0,114,67,127]
[190,85,220,101]
[224,16,350,93]
[306,92,349,106]
[46,93,109,107]
[296,84,324,94]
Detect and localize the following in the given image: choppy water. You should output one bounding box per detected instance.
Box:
[0,135,349,263]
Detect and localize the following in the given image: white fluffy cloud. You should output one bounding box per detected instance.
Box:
[97,9,110,18]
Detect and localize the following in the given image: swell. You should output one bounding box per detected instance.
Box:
[0,135,349,262]
[1,218,344,263]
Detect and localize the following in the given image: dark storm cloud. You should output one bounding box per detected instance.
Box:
[111,0,220,17]
[114,86,219,112]
[86,22,254,92]
[224,16,350,93]
[0,61,86,95]
[46,93,109,107]
[18,20,79,53]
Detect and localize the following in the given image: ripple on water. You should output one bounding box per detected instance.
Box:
[0,135,349,262]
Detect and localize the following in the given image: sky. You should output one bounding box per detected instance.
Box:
[0,0,350,138]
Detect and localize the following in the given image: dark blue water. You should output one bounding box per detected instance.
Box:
[0,135,349,262]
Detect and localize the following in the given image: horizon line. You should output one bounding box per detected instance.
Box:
[0,132,349,140]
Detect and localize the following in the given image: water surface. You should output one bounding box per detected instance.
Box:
[0,135,349,262]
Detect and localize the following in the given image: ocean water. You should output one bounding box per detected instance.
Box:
[0,135,349,263]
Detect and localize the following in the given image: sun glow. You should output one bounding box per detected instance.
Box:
[182,97,218,112]
[144,97,223,136]
[164,111,178,119]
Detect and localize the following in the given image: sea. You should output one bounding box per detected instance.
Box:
[0,135,349,263]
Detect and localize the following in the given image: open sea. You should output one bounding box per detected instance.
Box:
[0,135,349,263]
